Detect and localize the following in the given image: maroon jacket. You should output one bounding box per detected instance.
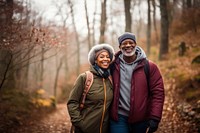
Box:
[110,52,165,123]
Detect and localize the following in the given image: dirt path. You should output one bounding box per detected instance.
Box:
[11,78,198,133]
[157,78,198,133]
[13,104,71,133]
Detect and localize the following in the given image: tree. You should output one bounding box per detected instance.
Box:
[99,0,107,43]
[84,0,92,51]
[146,0,151,56]
[135,0,143,41]
[68,0,81,75]
[0,0,15,90]
[124,0,132,32]
[152,0,159,44]
[92,0,97,45]
[159,0,169,60]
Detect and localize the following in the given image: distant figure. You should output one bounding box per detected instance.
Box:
[67,44,115,133]
[110,32,165,133]
[178,41,186,56]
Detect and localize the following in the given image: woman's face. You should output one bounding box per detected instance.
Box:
[96,51,111,69]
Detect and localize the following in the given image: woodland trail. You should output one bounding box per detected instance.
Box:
[10,104,71,133]
[10,78,198,133]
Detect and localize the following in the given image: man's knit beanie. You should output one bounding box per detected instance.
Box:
[118,32,136,45]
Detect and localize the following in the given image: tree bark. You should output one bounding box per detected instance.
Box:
[68,0,80,75]
[53,56,63,107]
[92,0,97,45]
[159,0,169,60]
[124,0,132,32]
[152,0,159,44]
[84,0,91,51]
[147,0,151,56]
[99,0,107,44]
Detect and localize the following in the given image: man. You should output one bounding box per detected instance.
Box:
[110,32,165,133]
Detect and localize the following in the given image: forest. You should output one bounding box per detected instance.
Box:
[0,0,200,132]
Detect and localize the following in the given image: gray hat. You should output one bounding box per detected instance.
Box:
[88,43,115,65]
[118,32,136,45]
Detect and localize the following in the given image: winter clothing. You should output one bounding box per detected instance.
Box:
[118,32,136,45]
[88,43,115,65]
[148,119,159,133]
[67,44,114,133]
[93,64,110,79]
[110,46,165,123]
[118,46,147,117]
[67,67,113,133]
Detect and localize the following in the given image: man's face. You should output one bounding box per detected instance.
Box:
[119,39,136,57]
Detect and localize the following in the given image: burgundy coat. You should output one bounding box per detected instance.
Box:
[110,52,165,123]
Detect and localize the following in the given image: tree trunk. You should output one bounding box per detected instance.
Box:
[124,0,132,32]
[84,0,91,51]
[68,0,80,75]
[146,0,151,56]
[152,0,159,44]
[136,1,142,40]
[40,47,45,88]
[53,56,63,107]
[159,0,169,60]
[186,0,192,8]
[0,51,13,90]
[0,0,15,90]
[92,0,97,45]
[99,0,107,44]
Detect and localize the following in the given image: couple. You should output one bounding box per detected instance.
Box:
[67,32,165,133]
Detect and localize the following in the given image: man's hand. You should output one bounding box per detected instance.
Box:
[148,119,159,133]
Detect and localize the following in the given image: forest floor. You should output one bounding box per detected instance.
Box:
[4,75,199,133]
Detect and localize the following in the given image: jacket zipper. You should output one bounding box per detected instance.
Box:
[100,78,106,133]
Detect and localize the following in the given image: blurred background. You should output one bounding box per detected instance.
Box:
[0,0,200,132]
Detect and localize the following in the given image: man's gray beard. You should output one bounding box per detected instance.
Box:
[121,48,136,57]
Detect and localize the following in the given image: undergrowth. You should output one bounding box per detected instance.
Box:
[0,88,55,132]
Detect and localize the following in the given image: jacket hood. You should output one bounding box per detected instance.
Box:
[135,46,147,62]
[88,43,115,66]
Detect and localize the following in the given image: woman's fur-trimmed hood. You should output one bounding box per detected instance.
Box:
[88,43,115,65]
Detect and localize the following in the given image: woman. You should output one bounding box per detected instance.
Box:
[67,43,115,133]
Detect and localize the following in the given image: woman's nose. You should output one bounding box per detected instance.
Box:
[103,57,110,60]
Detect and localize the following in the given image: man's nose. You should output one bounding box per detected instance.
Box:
[125,43,132,46]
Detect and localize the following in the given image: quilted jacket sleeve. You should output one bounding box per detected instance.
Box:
[149,61,165,121]
[67,73,86,128]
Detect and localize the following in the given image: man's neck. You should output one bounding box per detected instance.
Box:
[123,54,137,63]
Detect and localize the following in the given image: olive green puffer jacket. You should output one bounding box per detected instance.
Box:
[67,68,113,133]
